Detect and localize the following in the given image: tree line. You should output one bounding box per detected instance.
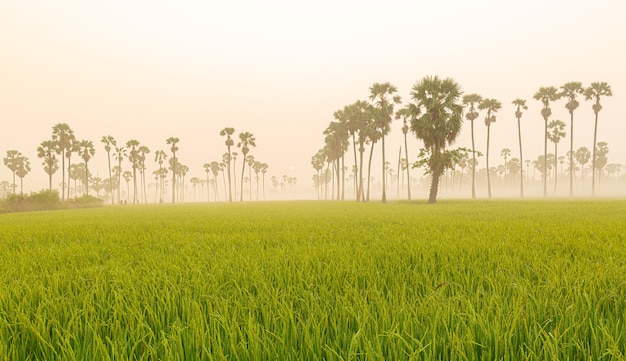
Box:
[313,77,614,203]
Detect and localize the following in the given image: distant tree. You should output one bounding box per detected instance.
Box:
[408,75,464,204]
[101,135,117,203]
[138,145,150,203]
[15,155,30,196]
[396,106,412,200]
[237,132,256,202]
[166,137,180,203]
[500,148,511,187]
[533,86,559,197]
[52,123,75,201]
[585,82,612,195]
[559,82,584,196]
[478,98,502,198]
[512,98,528,197]
[126,139,140,204]
[260,163,269,200]
[78,140,95,196]
[547,120,566,194]
[113,145,127,204]
[3,150,22,194]
[575,147,591,185]
[220,127,235,202]
[203,163,211,201]
[122,171,132,203]
[594,142,609,186]
[210,161,221,201]
[154,150,167,203]
[369,82,401,203]
[65,139,79,200]
[37,140,59,191]
[462,94,483,199]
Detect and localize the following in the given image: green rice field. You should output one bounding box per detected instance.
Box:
[1,200,625,360]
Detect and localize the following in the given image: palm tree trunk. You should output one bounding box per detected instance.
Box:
[404,133,411,200]
[227,148,232,202]
[341,155,345,201]
[591,111,599,196]
[352,134,358,201]
[429,167,443,204]
[107,151,113,204]
[358,144,365,202]
[85,161,89,196]
[366,142,376,202]
[569,111,574,196]
[486,124,492,198]
[381,134,387,203]
[543,118,548,197]
[240,159,246,202]
[471,120,476,199]
[517,117,524,198]
[554,143,558,194]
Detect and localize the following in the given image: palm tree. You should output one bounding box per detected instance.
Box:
[260,163,269,200]
[138,145,150,203]
[51,123,75,201]
[154,150,167,203]
[559,82,584,196]
[478,98,502,198]
[126,139,140,204]
[369,82,401,203]
[65,139,79,199]
[37,140,59,191]
[500,148,511,187]
[237,132,256,201]
[114,145,126,204]
[584,82,612,196]
[512,98,528,197]
[408,75,464,204]
[122,171,132,203]
[220,127,235,202]
[246,155,255,200]
[533,86,559,197]
[3,150,22,194]
[203,163,211,201]
[462,94,482,199]
[575,146,591,185]
[101,135,117,203]
[395,106,412,200]
[547,120,566,194]
[78,140,96,196]
[210,161,221,201]
[166,137,180,203]
[15,156,30,196]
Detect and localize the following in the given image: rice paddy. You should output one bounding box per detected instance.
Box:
[1,199,625,360]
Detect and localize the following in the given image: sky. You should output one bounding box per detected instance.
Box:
[1,0,625,198]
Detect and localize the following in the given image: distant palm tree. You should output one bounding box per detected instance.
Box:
[533,86,559,197]
[37,140,59,191]
[65,139,79,199]
[114,145,126,204]
[369,82,401,203]
[203,163,211,201]
[408,75,463,204]
[237,132,256,201]
[261,163,269,200]
[78,140,96,196]
[246,155,255,200]
[51,123,75,201]
[547,120,566,194]
[122,171,132,203]
[478,98,502,198]
[210,161,221,201]
[584,82,612,196]
[462,94,483,199]
[138,145,150,203]
[500,148,511,187]
[512,98,528,197]
[15,156,30,196]
[395,106,412,200]
[101,135,117,203]
[126,139,140,204]
[3,150,22,194]
[219,127,235,202]
[559,82,584,196]
[166,137,180,203]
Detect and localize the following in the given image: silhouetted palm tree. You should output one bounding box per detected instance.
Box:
[533,86,559,197]
[37,140,58,191]
[237,132,256,201]
[101,135,117,203]
[478,98,502,198]
[138,145,150,203]
[114,145,126,204]
[547,120,566,194]
[220,127,235,202]
[15,156,30,196]
[369,82,401,203]
[78,140,96,196]
[52,123,75,201]
[501,148,511,187]
[408,75,463,204]
[584,82,612,196]
[559,82,584,196]
[462,94,482,199]
[512,98,527,197]
[395,106,412,200]
[3,150,22,194]
[166,137,180,203]
[126,139,140,204]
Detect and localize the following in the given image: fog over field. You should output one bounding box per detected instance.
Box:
[1,1,624,202]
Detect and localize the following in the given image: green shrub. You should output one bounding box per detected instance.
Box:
[0,189,61,212]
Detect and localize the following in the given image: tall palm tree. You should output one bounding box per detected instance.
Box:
[220,127,235,202]
[210,161,221,201]
[138,146,150,203]
[154,150,168,203]
[559,82,584,196]
[575,146,591,184]
[101,135,117,203]
[547,120,566,194]
[3,150,22,194]
[478,98,502,198]
[260,163,269,200]
[166,137,180,203]
[237,132,256,201]
[203,163,212,201]
[52,123,75,201]
[584,82,612,196]
[462,94,483,199]
[246,154,255,200]
[126,140,140,204]
[15,156,30,196]
[395,106,412,200]
[512,98,528,197]
[122,171,132,203]
[114,145,126,204]
[408,75,464,204]
[369,82,401,203]
[65,139,79,199]
[533,86,559,197]
[37,140,58,191]
[78,140,96,196]
[500,148,511,187]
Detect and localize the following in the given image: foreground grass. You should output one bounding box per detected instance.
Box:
[0,200,625,360]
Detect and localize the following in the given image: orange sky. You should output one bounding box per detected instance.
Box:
[1,1,624,198]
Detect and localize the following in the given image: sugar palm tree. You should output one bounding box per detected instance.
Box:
[51,123,75,201]
[584,82,612,196]
[512,98,528,197]
[462,94,482,199]
[122,171,132,203]
[138,145,150,203]
[246,155,255,200]
[575,147,591,184]
[210,161,221,201]
[37,140,59,191]
[65,139,79,199]
[478,98,502,198]
[237,132,256,201]
[166,137,180,203]
[559,82,584,196]
[533,86,559,197]
[395,106,412,200]
[15,156,30,195]
[547,120,566,194]
[126,139,140,204]
[114,145,126,204]
[220,127,235,202]
[500,148,511,187]
[260,163,269,200]
[101,135,117,203]
[3,150,22,194]
[408,75,463,204]
[369,82,401,203]
[78,140,96,196]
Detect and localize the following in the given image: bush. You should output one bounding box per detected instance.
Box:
[68,195,104,208]
[1,189,62,212]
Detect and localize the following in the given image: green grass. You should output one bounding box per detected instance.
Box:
[1,200,626,360]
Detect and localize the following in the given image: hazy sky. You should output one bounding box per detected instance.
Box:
[1,0,624,197]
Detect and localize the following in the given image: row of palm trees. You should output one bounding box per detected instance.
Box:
[2,123,278,204]
[315,78,613,203]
